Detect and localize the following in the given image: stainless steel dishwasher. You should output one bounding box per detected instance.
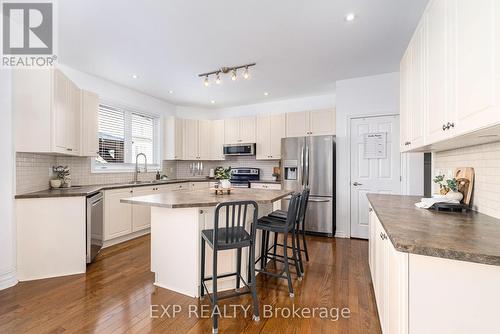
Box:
[87,192,104,263]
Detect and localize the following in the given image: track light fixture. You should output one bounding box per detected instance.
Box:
[199,63,256,87]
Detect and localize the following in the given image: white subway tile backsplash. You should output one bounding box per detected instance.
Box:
[434,141,500,219]
[15,153,277,195]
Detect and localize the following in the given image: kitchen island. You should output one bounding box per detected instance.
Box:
[122,188,292,297]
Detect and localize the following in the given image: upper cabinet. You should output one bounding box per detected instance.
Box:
[454,0,499,134]
[211,120,225,161]
[182,119,213,160]
[13,68,98,156]
[256,114,285,160]
[401,0,500,152]
[286,109,336,138]
[163,116,184,160]
[80,90,99,156]
[224,116,256,144]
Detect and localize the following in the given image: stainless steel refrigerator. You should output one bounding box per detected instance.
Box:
[281,135,336,236]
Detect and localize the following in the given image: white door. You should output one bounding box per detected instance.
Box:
[350,115,401,239]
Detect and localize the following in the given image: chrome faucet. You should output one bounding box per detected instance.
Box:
[134,153,148,182]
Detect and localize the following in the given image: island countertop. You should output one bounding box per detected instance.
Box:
[367,194,500,266]
[121,188,293,208]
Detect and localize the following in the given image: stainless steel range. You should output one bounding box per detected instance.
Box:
[230,168,260,188]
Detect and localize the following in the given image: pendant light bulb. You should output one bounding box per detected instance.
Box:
[231,69,237,81]
[203,75,209,87]
[215,73,221,84]
[243,66,250,79]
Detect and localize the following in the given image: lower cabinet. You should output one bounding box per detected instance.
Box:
[104,188,134,240]
[368,204,500,333]
[104,182,200,244]
[369,205,408,334]
[250,183,282,211]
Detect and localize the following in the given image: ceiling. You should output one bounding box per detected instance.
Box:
[58,0,429,108]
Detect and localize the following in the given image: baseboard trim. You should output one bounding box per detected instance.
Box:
[103,229,151,248]
[334,231,350,238]
[0,270,18,290]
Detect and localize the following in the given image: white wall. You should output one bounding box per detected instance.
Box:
[335,72,400,238]
[58,64,176,116]
[0,69,17,290]
[176,93,336,119]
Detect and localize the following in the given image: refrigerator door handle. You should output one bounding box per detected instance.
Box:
[300,145,305,186]
[305,144,310,186]
[308,198,330,203]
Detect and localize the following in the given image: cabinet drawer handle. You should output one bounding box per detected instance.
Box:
[450,122,455,128]
[67,148,73,151]
[442,124,447,131]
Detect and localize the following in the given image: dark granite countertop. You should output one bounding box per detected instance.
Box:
[367,194,500,266]
[249,180,281,184]
[15,178,214,199]
[121,188,292,209]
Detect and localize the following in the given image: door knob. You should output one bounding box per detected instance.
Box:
[352,182,363,186]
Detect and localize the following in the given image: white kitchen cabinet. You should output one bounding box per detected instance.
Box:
[104,188,133,240]
[369,206,408,334]
[425,0,457,144]
[198,120,212,160]
[210,119,225,160]
[164,116,184,160]
[53,69,81,155]
[400,48,412,152]
[256,114,285,160]
[13,68,82,155]
[182,119,213,160]
[189,182,210,190]
[183,119,199,160]
[80,90,99,157]
[286,109,335,138]
[223,116,256,144]
[409,21,426,149]
[131,186,154,232]
[402,0,500,152]
[455,0,500,135]
[251,183,282,210]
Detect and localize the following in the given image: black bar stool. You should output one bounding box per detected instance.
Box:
[269,188,310,264]
[255,192,302,297]
[200,201,260,334]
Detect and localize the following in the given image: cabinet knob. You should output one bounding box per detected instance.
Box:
[450,122,455,128]
[442,124,447,131]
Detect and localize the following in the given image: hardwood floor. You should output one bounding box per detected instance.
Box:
[0,235,381,334]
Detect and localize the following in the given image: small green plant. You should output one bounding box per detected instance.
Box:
[433,174,458,194]
[53,165,71,182]
[214,167,232,180]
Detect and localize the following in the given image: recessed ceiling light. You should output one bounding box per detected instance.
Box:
[264,92,269,96]
[168,90,174,94]
[345,13,356,22]
[210,100,216,104]
[132,74,138,79]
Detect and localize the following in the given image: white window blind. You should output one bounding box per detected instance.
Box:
[131,113,154,164]
[98,105,125,163]
[94,103,161,172]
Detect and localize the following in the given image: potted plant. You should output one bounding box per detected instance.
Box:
[215,167,232,189]
[433,174,463,201]
[53,166,72,188]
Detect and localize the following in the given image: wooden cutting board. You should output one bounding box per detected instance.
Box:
[454,167,475,205]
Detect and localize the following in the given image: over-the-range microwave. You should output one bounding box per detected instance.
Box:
[223,143,256,156]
